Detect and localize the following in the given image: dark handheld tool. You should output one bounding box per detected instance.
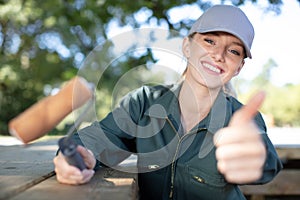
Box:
[58,84,95,171]
[58,137,87,170]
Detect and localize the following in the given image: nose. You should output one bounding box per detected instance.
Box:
[210,47,225,62]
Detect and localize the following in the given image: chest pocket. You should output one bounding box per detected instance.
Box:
[174,162,235,200]
[174,159,232,200]
[185,147,228,189]
[188,166,227,188]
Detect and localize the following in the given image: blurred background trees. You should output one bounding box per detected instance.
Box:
[1,0,299,135]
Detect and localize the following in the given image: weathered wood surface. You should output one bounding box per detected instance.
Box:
[240,146,300,197]
[10,168,137,200]
[276,146,300,160]
[240,170,300,196]
[0,137,59,200]
[0,137,137,200]
[1,135,299,199]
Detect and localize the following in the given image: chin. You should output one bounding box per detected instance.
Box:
[201,79,224,90]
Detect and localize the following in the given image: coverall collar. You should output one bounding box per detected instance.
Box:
[145,82,232,134]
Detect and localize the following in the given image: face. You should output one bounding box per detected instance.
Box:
[182,32,245,90]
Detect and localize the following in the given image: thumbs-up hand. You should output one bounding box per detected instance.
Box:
[214,91,267,184]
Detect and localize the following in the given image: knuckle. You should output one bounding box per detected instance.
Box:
[53,156,58,164]
[253,170,262,180]
[217,160,226,173]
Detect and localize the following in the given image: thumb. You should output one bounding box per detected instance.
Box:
[76,146,95,169]
[230,91,266,126]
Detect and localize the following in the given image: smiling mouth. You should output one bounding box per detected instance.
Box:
[202,62,222,74]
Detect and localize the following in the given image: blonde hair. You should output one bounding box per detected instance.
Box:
[223,81,237,97]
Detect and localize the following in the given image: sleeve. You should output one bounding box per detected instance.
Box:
[74,88,145,169]
[252,112,283,184]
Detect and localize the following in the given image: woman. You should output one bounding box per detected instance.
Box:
[54,5,282,199]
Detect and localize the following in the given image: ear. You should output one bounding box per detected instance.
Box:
[182,37,191,58]
[234,60,245,76]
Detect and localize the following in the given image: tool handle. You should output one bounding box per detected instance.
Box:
[8,76,93,144]
[58,137,86,171]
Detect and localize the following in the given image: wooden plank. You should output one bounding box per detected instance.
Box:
[0,137,59,200]
[276,147,300,160]
[240,170,300,195]
[10,168,137,200]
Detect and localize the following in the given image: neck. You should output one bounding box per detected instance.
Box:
[179,80,220,113]
[179,80,221,132]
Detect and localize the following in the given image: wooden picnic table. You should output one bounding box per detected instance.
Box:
[1,132,299,200]
[0,137,137,200]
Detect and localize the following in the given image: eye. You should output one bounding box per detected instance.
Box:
[204,38,215,45]
[229,49,241,56]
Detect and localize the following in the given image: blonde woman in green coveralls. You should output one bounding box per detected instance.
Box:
[54,5,282,200]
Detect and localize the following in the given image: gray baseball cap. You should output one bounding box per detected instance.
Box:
[188,5,254,58]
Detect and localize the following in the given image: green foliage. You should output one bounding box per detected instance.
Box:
[235,59,300,127]
[263,84,300,126]
[0,0,292,135]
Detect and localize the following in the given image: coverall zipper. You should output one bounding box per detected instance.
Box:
[166,117,207,199]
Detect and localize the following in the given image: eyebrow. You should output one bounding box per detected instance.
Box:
[204,32,244,48]
[232,41,244,49]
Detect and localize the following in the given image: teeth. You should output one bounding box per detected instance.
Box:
[203,63,221,73]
